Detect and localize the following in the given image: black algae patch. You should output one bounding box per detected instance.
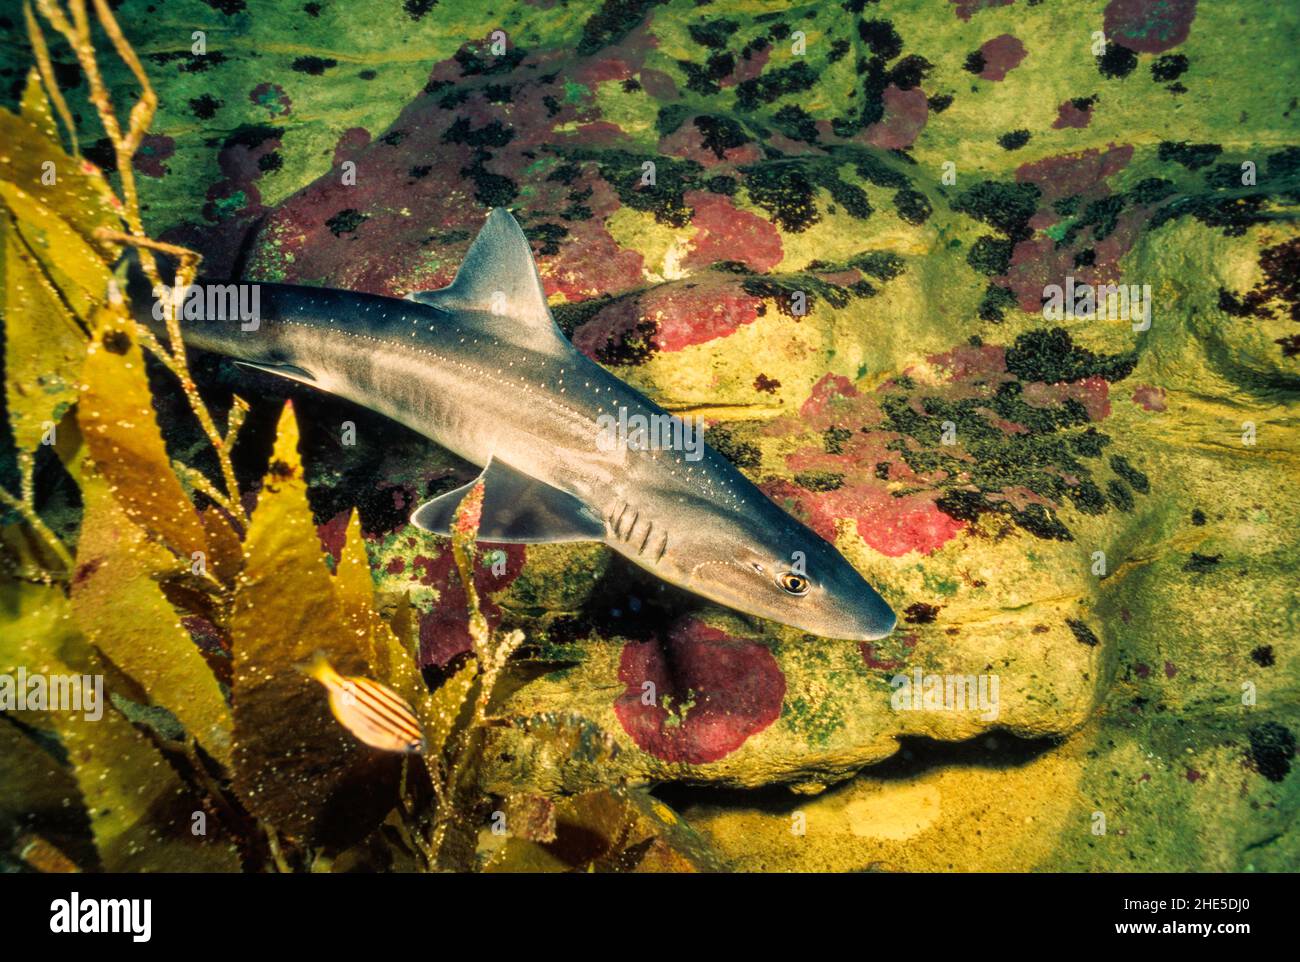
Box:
[968,236,1013,276]
[978,284,1018,322]
[403,0,438,20]
[1004,328,1137,383]
[742,163,820,232]
[578,0,669,57]
[998,130,1031,151]
[1158,140,1223,171]
[705,425,761,469]
[889,55,932,91]
[1250,646,1275,668]
[1109,455,1149,493]
[1066,618,1100,647]
[1248,722,1295,782]
[893,189,931,225]
[735,62,817,111]
[903,602,941,624]
[882,369,1130,542]
[858,19,903,61]
[694,115,749,159]
[572,148,704,227]
[823,426,852,454]
[689,19,737,49]
[1096,42,1137,79]
[794,471,845,492]
[292,56,337,75]
[951,180,1041,242]
[326,208,367,236]
[1151,54,1189,82]
[189,93,222,119]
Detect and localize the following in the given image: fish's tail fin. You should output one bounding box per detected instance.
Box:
[109,246,172,342]
[295,649,342,687]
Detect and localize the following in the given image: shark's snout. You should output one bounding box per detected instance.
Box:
[806,548,898,641]
[849,592,897,641]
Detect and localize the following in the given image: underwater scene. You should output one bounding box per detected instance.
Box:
[0,0,1297,878]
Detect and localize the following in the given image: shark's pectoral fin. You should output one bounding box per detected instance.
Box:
[234,360,317,385]
[410,458,604,544]
[403,208,571,354]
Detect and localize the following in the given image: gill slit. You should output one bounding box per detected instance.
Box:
[607,499,668,565]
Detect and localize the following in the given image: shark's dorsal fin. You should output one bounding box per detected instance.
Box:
[410,457,604,544]
[406,208,569,353]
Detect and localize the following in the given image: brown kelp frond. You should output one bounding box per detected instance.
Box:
[28,0,245,526]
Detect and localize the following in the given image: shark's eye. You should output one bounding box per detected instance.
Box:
[778,572,809,595]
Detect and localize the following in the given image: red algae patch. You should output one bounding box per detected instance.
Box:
[614,620,785,764]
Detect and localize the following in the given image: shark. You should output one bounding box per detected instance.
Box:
[123,209,897,641]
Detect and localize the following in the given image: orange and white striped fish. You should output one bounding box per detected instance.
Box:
[302,653,423,753]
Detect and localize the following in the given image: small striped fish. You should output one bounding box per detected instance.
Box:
[302,653,423,753]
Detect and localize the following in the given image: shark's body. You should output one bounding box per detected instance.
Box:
[129,210,895,640]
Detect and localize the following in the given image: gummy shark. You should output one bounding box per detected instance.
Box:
[124,209,896,640]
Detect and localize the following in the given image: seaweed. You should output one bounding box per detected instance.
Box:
[0,6,706,876]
